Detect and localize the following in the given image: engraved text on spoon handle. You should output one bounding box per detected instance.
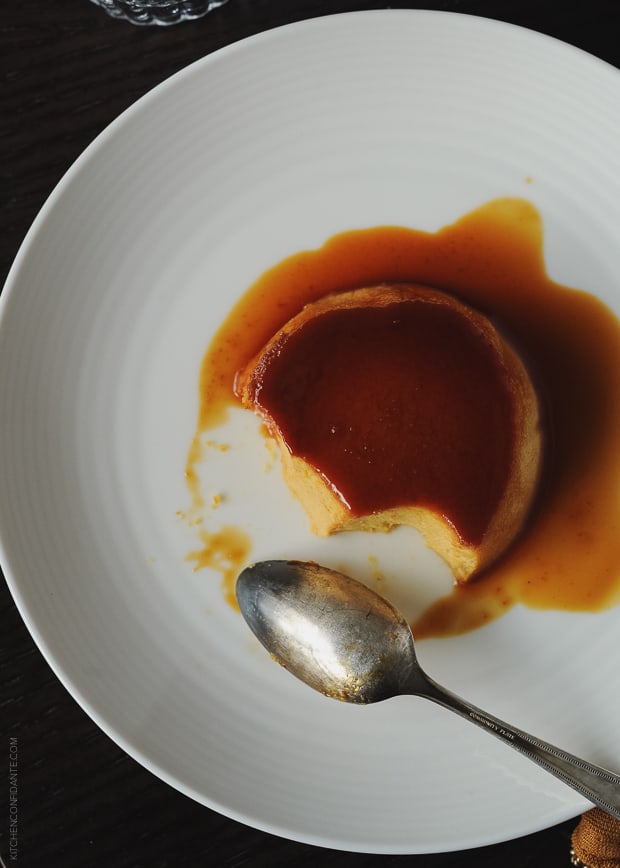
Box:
[409,673,620,820]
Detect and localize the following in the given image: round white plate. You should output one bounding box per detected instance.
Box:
[1,11,620,854]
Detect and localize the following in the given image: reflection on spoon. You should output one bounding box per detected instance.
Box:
[236,560,620,820]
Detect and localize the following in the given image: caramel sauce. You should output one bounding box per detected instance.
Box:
[243,291,516,545]
[186,525,251,611]
[189,198,620,637]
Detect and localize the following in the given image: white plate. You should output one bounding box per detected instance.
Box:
[1,11,620,854]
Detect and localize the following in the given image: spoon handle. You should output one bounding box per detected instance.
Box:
[411,673,620,820]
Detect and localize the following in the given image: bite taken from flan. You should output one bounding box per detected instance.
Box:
[235,283,542,582]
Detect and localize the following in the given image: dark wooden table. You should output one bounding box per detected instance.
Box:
[1,2,618,865]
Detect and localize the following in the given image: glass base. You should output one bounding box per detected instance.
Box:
[89,0,229,26]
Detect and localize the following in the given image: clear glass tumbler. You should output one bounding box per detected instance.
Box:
[89,0,229,26]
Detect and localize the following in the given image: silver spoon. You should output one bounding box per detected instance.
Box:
[236,559,620,820]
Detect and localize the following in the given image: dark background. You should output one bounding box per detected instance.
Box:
[1,2,618,865]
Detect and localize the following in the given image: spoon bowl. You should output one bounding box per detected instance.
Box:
[236,559,417,703]
[237,559,620,820]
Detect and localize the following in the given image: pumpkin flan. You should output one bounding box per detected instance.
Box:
[235,284,542,581]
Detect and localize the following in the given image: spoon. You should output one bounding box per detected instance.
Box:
[236,559,620,820]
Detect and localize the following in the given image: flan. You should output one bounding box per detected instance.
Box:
[235,283,542,581]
